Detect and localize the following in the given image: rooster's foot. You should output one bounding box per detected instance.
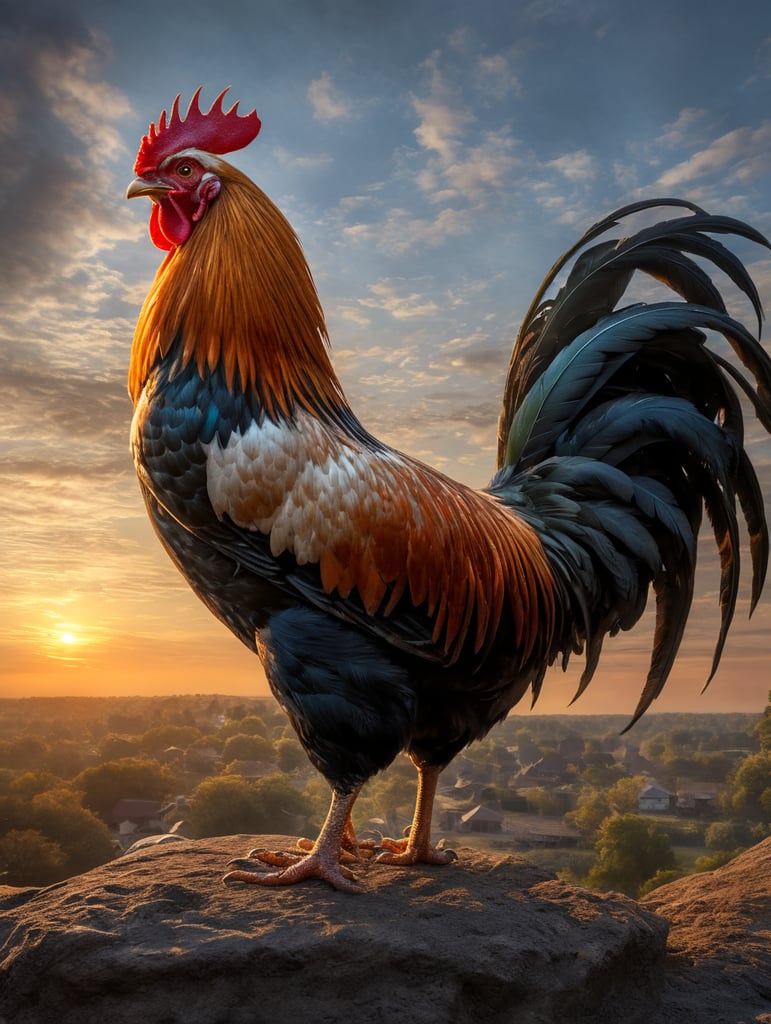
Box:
[223,849,364,893]
[243,846,303,868]
[223,790,366,892]
[375,836,457,866]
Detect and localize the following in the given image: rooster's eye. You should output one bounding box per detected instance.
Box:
[177,163,193,177]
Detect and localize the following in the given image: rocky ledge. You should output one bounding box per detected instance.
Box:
[0,834,769,1024]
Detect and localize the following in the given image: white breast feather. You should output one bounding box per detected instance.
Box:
[202,413,392,565]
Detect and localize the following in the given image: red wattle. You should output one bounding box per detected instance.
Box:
[149,195,193,251]
[149,205,175,251]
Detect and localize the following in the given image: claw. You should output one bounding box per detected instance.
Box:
[240,847,301,864]
[375,763,457,867]
[222,788,366,893]
[375,842,457,867]
[223,850,364,893]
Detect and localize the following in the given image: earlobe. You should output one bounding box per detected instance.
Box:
[192,175,221,223]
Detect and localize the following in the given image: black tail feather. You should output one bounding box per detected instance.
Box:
[494,201,771,723]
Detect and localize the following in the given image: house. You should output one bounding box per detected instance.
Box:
[676,784,720,818]
[109,798,169,837]
[438,808,465,831]
[514,753,569,786]
[508,819,581,849]
[446,775,477,802]
[638,783,674,813]
[459,805,504,834]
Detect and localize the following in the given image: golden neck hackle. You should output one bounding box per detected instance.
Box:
[128,163,346,419]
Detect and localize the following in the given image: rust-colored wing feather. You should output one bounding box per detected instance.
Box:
[202,411,556,668]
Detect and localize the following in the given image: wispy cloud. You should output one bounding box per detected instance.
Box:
[272,145,334,171]
[410,52,521,201]
[545,148,596,183]
[476,55,521,101]
[657,122,771,189]
[343,205,474,254]
[308,72,352,122]
[359,279,440,319]
[656,108,708,148]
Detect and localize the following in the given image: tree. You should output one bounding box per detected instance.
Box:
[638,868,682,896]
[724,750,771,823]
[567,776,644,833]
[42,740,89,779]
[704,821,750,852]
[219,714,269,741]
[693,849,739,872]
[753,691,771,753]
[73,758,176,821]
[141,725,202,753]
[587,814,676,897]
[6,770,61,799]
[0,787,115,884]
[221,733,274,765]
[0,829,65,887]
[233,715,269,738]
[275,736,307,774]
[525,786,569,817]
[0,736,47,770]
[189,774,309,838]
[27,788,115,877]
[98,734,142,761]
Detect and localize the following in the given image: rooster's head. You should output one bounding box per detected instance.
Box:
[127,87,261,251]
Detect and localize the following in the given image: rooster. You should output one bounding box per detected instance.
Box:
[127,88,771,892]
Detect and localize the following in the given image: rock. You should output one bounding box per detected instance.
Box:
[642,837,771,1024]
[0,835,667,1024]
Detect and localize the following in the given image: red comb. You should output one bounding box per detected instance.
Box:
[134,87,261,175]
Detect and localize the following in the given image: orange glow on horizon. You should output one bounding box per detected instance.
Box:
[1,627,767,719]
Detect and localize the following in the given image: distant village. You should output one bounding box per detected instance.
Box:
[112,732,733,854]
[0,694,766,896]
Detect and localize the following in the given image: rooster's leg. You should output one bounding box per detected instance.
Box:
[376,763,456,867]
[296,813,372,862]
[224,788,364,893]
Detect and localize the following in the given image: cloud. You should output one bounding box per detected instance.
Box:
[406,50,523,207]
[412,93,471,163]
[343,205,474,254]
[656,108,707,148]
[442,332,505,372]
[546,148,596,183]
[308,72,352,122]
[442,130,521,196]
[0,10,138,300]
[272,145,334,171]
[657,122,771,189]
[477,55,521,101]
[359,279,440,319]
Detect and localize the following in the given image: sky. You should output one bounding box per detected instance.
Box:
[2,0,771,718]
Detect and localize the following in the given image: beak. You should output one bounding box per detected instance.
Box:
[126,177,172,201]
